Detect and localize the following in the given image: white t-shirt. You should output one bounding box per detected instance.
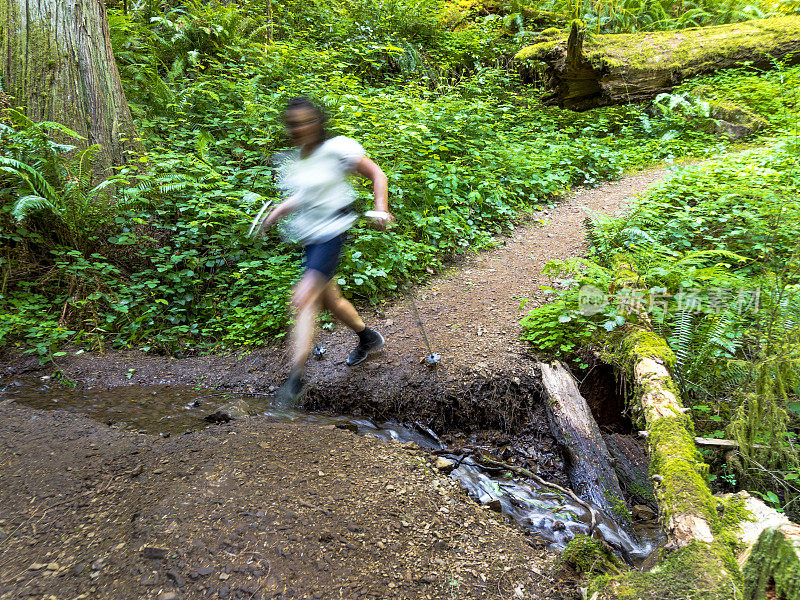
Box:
[276,136,366,245]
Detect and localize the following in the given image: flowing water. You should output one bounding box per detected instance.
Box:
[1,378,660,563]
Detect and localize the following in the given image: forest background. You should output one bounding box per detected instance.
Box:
[1,0,799,518]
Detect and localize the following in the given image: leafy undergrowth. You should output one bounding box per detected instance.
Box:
[521,138,800,517]
[1,0,799,363]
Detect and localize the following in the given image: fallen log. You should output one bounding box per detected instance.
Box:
[515,16,800,110]
[639,430,768,450]
[583,327,741,598]
[610,329,719,549]
[538,361,632,531]
[603,432,655,510]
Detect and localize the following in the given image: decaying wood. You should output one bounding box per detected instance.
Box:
[744,523,800,599]
[628,341,716,546]
[640,431,767,450]
[603,432,655,510]
[539,361,631,531]
[515,16,800,110]
[724,493,798,600]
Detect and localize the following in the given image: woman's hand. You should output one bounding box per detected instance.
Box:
[354,157,391,229]
[365,210,395,230]
[255,196,299,236]
[263,207,282,229]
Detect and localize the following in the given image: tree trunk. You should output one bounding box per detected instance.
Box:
[515,16,800,110]
[539,361,632,531]
[1,0,142,180]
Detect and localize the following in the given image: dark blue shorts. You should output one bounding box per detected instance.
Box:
[303,234,345,279]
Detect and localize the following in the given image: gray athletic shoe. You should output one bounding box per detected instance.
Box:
[346,329,385,366]
[274,375,305,409]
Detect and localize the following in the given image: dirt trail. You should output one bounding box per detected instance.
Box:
[335,167,670,374]
[0,401,570,600]
[3,167,673,429]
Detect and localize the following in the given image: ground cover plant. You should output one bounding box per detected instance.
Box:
[521,137,800,517]
[518,0,799,33]
[1,0,799,366]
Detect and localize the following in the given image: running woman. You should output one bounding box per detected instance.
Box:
[257,97,392,406]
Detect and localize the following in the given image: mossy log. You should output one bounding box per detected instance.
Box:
[515,16,800,110]
[593,326,743,599]
[614,328,718,549]
[539,361,632,531]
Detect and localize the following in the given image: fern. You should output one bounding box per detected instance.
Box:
[11,195,63,221]
[0,157,60,207]
[672,308,694,377]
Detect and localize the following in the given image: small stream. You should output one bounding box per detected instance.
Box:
[1,379,660,564]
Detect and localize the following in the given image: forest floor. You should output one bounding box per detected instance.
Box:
[0,167,674,600]
[2,166,673,428]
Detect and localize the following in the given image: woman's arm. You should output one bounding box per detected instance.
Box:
[258,194,300,233]
[354,156,393,227]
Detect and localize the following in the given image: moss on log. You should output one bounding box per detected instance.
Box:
[593,325,745,598]
[743,524,800,600]
[562,534,624,577]
[592,540,742,600]
[515,16,800,110]
[607,327,719,548]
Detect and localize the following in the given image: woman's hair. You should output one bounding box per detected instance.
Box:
[284,97,327,145]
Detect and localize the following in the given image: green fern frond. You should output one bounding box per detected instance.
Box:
[38,120,84,141]
[675,248,747,267]
[247,24,270,42]
[0,157,60,206]
[196,130,215,163]
[136,173,195,192]
[3,108,35,129]
[672,308,694,375]
[158,182,195,194]
[11,194,63,221]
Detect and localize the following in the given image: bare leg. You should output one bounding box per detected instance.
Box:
[320,279,365,332]
[320,280,384,366]
[289,270,327,371]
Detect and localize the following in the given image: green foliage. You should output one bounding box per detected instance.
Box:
[680,63,800,133]
[530,0,793,33]
[522,140,800,516]
[4,0,800,367]
[0,112,113,249]
[561,534,623,577]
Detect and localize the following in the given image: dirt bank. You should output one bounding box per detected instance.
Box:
[0,400,572,600]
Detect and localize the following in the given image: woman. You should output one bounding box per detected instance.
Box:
[258,97,393,406]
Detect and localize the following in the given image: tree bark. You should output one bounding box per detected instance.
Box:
[1,0,142,180]
[515,16,800,110]
[539,361,632,532]
[604,432,655,510]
